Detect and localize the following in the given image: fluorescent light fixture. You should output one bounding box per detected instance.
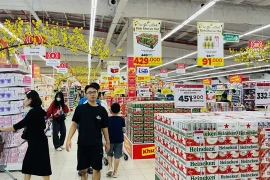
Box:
[161,0,218,41]
[240,24,270,38]
[160,65,197,75]
[41,74,55,80]
[88,0,98,83]
[150,52,197,70]
[120,65,127,71]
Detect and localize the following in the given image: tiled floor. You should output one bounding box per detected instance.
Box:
[0,115,155,180]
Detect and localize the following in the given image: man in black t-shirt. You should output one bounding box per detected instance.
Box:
[66,84,110,180]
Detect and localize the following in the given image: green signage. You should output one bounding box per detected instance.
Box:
[223,33,240,43]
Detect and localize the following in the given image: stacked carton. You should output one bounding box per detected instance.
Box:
[154,112,270,180]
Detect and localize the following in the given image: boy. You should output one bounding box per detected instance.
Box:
[106,103,126,178]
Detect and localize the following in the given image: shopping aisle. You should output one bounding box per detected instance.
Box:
[0,115,155,180]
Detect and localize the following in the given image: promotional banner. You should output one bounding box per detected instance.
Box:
[229,75,242,83]
[197,22,224,67]
[32,64,40,78]
[46,52,61,66]
[114,87,126,95]
[24,45,46,56]
[255,83,270,106]
[176,63,186,74]
[161,88,171,95]
[248,40,264,49]
[24,35,46,44]
[174,84,206,108]
[160,69,168,78]
[127,57,136,97]
[133,19,162,67]
[56,62,68,73]
[202,78,212,85]
[107,61,120,77]
[136,67,150,82]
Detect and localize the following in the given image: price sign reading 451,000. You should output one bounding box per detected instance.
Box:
[174,84,206,108]
[134,57,162,66]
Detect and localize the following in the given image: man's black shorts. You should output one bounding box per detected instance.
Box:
[77,145,103,171]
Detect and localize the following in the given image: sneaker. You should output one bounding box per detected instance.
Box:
[56,147,62,151]
[60,146,65,150]
[106,169,113,177]
[113,173,118,178]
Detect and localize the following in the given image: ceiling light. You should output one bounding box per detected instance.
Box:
[161,0,219,41]
[120,65,127,71]
[240,24,270,38]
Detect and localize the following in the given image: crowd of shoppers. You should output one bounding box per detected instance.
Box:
[0,82,125,180]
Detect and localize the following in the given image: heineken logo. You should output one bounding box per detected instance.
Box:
[238,130,258,136]
[220,174,239,179]
[218,145,238,151]
[240,158,259,164]
[219,159,239,165]
[189,161,216,167]
[240,172,259,178]
[239,144,258,150]
[190,175,216,180]
[204,131,217,137]
[217,131,238,136]
[189,146,215,152]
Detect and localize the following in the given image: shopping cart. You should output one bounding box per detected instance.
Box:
[0,131,21,180]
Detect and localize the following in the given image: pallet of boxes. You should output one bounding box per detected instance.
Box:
[154,112,270,180]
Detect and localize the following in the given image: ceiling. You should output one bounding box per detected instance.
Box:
[0,0,270,82]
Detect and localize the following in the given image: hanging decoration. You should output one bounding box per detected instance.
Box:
[229,41,270,67]
[0,18,122,58]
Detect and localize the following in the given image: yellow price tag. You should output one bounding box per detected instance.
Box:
[161,88,171,95]
[134,56,162,66]
[114,88,125,95]
[136,76,150,82]
[197,57,224,67]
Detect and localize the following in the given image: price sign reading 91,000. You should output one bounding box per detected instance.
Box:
[134,57,162,66]
[174,84,206,108]
[255,83,270,106]
[197,57,224,67]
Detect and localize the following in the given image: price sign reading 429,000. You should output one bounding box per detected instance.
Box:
[134,57,162,66]
[174,84,206,108]
[255,83,270,106]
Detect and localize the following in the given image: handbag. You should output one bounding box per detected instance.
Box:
[53,114,66,122]
[21,128,27,140]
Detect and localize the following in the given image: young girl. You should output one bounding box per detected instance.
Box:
[46,92,69,151]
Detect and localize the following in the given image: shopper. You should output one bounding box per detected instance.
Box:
[98,92,111,115]
[106,103,126,178]
[219,93,231,102]
[231,89,239,104]
[0,90,52,180]
[46,92,69,151]
[66,83,110,180]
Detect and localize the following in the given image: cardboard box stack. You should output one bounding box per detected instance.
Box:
[154,112,270,180]
[126,101,201,144]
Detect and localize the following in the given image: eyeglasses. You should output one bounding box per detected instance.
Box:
[86,91,97,95]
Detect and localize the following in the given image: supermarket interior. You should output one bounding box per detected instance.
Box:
[1,0,270,180]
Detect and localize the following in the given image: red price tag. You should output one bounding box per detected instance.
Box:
[134,57,162,66]
[56,62,68,68]
[198,57,224,66]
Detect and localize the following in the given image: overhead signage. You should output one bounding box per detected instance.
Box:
[174,84,206,108]
[229,75,243,83]
[223,33,239,43]
[255,83,270,106]
[137,67,150,76]
[32,64,40,78]
[138,87,150,97]
[127,57,136,97]
[114,87,125,95]
[136,76,150,82]
[160,69,168,78]
[202,78,212,85]
[23,45,46,56]
[45,52,61,66]
[197,22,224,67]
[161,88,171,95]
[24,35,46,44]
[56,62,68,74]
[133,19,162,66]
[248,40,264,50]
[176,63,186,74]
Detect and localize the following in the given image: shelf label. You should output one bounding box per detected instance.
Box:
[255,83,270,106]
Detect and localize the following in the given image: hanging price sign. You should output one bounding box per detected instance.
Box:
[133,57,162,66]
[197,57,224,66]
[174,84,206,108]
[255,83,270,106]
[136,76,150,82]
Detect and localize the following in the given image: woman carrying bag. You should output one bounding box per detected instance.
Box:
[46,92,69,151]
[0,90,52,180]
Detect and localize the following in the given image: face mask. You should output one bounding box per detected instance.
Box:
[56,98,61,101]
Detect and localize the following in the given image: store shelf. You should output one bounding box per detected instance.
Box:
[0,98,24,102]
[0,84,31,88]
[0,110,22,116]
[0,68,30,75]
[34,84,54,86]
[243,88,256,90]
[244,99,255,101]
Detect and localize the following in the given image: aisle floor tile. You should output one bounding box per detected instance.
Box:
[0,116,155,180]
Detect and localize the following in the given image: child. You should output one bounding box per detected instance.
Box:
[106,103,125,178]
